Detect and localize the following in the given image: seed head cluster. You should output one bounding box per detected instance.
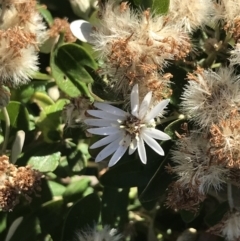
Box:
[91,1,191,103]
[0,155,42,211]
[0,0,46,88]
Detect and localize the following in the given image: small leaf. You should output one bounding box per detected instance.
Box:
[0,101,30,131]
[48,181,66,196]
[38,199,64,239]
[152,0,170,15]
[63,178,90,203]
[51,47,82,97]
[28,151,60,172]
[6,215,39,241]
[61,193,101,241]
[56,43,97,83]
[37,99,67,142]
[38,5,54,26]
[180,209,199,223]
[164,118,186,140]
[31,71,52,81]
[31,92,55,109]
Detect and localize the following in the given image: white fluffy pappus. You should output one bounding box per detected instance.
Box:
[0,0,47,45]
[180,67,240,128]
[229,43,240,65]
[171,132,228,194]
[75,226,121,241]
[209,211,240,241]
[88,1,191,93]
[0,27,39,86]
[168,0,215,32]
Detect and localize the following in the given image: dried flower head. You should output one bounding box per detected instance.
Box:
[62,96,91,129]
[168,0,215,32]
[209,117,240,169]
[181,67,240,128]
[48,18,76,43]
[166,181,206,212]
[171,131,227,194]
[229,43,240,65]
[0,0,46,44]
[0,27,38,86]
[0,155,42,211]
[89,1,190,96]
[208,211,240,241]
[76,226,121,241]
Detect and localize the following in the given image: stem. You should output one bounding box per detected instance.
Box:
[156,113,185,125]
[227,182,234,212]
[1,107,10,155]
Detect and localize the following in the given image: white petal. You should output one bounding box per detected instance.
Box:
[87,126,121,135]
[142,128,171,140]
[144,99,170,122]
[137,136,147,164]
[95,137,122,162]
[128,138,137,155]
[90,133,120,149]
[131,84,139,117]
[139,91,152,119]
[141,132,165,156]
[87,110,125,121]
[94,102,127,117]
[70,20,93,43]
[108,136,131,166]
[84,118,118,127]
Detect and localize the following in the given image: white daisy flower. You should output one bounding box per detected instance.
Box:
[85,84,171,167]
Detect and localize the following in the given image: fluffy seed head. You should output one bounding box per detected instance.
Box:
[181,67,240,128]
[91,1,190,96]
[168,0,215,32]
[171,131,227,194]
[0,0,46,44]
[209,117,240,169]
[208,211,240,241]
[76,226,121,241]
[0,27,38,86]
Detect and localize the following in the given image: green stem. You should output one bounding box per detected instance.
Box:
[1,107,10,155]
[227,182,234,212]
[156,113,185,125]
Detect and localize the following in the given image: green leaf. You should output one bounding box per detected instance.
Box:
[56,43,97,84]
[102,187,129,226]
[38,200,64,235]
[63,178,90,203]
[100,142,172,189]
[28,151,60,172]
[37,99,67,142]
[6,215,39,241]
[180,209,199,223]
[51,48,82,98]
[164,118,186,140]
[38,5,54,26]
[31,71,52,81]
[31,92,55,109]
[61,193,101,241]
[152,0,170,15]
[138,150,172,205]
[48,180,66,196]
[0,101,30,131]
[204,201,229,226]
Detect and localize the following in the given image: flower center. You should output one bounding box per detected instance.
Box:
[122,115,143,138]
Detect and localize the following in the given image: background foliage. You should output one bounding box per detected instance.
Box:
[0,0,229,241]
